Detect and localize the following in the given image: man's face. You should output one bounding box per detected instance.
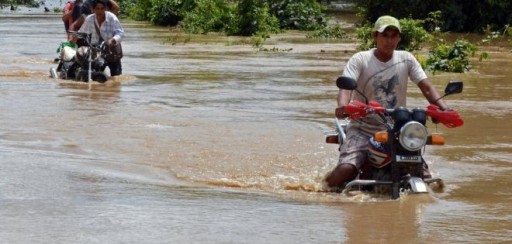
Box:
[93,3,106,18]
[374,27,401,55]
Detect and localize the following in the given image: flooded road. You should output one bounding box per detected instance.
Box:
[0,14,511,243]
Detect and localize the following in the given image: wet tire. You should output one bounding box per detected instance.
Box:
[92,72,107,83]
[372,168,391,195]
[74,68,88,82]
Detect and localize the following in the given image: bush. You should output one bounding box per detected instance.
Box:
[118,0,153,20]
[181,0,235,34]
[148,0,184,26]
[425,39,478,73]
[306,23,347,39]
[116,0,196,25]
[268,0,327,31]
[352,0,512,33]
[118,0,328,36]
[235,0,280,37]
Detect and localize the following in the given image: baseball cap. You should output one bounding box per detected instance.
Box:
[374,15,401,33]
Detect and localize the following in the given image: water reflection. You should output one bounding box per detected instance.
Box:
[340,195,436,243]
[57,81,122,100]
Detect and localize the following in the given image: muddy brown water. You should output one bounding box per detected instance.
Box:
[0,14,511,243]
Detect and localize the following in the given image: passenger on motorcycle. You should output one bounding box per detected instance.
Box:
[61,0,75,32]
[324,15,452,191]
[77,0,124,76]
[68,0,120,32]
[56,32,79,58]
[55,32,79,72]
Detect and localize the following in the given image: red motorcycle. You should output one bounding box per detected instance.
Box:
[325,77,464,199]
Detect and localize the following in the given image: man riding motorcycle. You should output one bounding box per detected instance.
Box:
[324,15,452,191]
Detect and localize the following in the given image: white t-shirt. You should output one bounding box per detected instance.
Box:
[342,48,427,135]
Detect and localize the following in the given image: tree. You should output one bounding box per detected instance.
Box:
[352,0,512,32]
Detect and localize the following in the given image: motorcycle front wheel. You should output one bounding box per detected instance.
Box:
[91,71,107,83]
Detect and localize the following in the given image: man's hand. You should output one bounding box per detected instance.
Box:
[335,106,348,119]
[107,38,117,47]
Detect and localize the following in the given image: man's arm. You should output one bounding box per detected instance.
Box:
[337,89,352,107]
[108,0,120,14]
[69,15,85,31]
[417,78,450,110]
[62,3,73,22]
[335,89,352,118]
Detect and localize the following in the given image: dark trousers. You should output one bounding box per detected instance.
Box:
[107,61,122,76]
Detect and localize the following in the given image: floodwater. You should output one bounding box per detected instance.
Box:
[0,13,511,244]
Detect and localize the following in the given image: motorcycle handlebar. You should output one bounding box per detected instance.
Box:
[343,100,386,119]
[426,104,464,128]
[344,100,464,128]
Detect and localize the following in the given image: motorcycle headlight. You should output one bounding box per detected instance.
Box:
[399,121,428,151]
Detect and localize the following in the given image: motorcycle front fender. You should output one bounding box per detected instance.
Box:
[408,177,428,193]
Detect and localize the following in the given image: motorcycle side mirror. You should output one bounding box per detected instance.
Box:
[336,76,370,104]
[444,80,463,95]
[336,76,357,90]
[434,80,464,104]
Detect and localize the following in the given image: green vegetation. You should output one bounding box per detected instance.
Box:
[234,0,280,37]
[268,0,326,31]
[181,0,237,34]
[481,24,512,47]
[352,0,512,33]
[117,0,327,37]
[425,39,480,74]
[7,0,39,8]
[111,0,511,73]
[306,23,347,39]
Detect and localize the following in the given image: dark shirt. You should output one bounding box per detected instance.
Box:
[76,0,114,18]
[72,0,92,20]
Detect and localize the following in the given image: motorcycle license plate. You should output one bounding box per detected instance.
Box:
[395,155,422,163]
